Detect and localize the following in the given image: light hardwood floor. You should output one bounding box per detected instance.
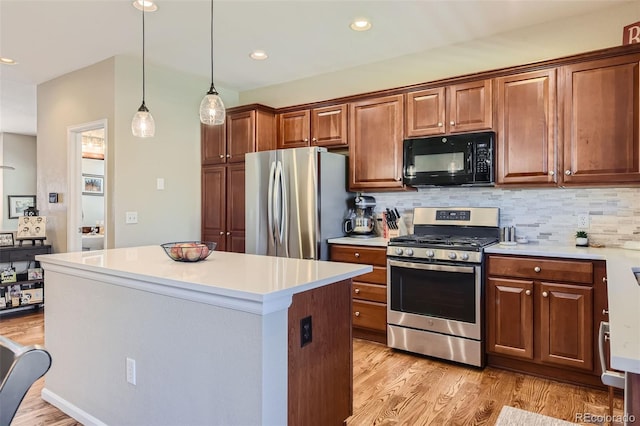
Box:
[2,311,622,425]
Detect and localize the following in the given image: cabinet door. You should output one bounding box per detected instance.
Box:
[349,95,404,190]
[201,165,226,250]
[495,70,557,185]
[539,282,593,371]
[201,123,226,165]
[278,110,310,149]
[486,277,534,359]
[226,163,245,253]
[227,110,256,163]
[447,80,492,133]
[561,55,640,184]
[405,88,446,137]
[311,104,348,147]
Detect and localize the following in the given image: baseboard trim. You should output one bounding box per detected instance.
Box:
[41,387,107,426]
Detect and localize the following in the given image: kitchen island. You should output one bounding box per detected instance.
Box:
[36,246,372,426]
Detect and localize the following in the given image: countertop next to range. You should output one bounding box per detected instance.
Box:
[486,244,640,375]
[328,236,389,247]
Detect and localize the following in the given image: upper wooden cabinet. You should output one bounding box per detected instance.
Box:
[495,69,557,185]
[406,79,492,137]
[202,105,276,165]
[277,104,348,149]
[349,95,404,191]
[560,54,640,185]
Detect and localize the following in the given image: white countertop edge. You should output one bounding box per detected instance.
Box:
[612,354,640,374]
[327,236,389,247]
[484,245,607,260]
[39,260,371,316]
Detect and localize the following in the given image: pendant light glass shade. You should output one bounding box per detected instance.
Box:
[199,0,225,125]
[132,3,155,137]
[132,102,155,137]
[199,85,225,125]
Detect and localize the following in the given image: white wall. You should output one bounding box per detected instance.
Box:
[37,56,240,253]
[240,2,638,107]
[0,132,37,232]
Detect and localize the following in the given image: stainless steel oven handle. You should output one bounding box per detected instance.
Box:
[388,259,475,274]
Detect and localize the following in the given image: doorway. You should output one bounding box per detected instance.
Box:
[67,120,108,252]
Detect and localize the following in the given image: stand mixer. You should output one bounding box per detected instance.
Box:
[343,195,377,238]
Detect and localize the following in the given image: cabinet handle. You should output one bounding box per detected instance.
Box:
[219,154,224,158]
[603,309,609,316]
[450,121,455,126]
[226,154,231,158]
[354,252,360,258]
[312,137,317,142]
[395,177,401,181]
[534,266,541,273]
[548,171,555,176]
[525,290,531,296]
[437,122,443,127]
[355,311,360,317]
[303,138,309,143]
[219,231,224,235]
[354,288,360,294]
[542,291,549,298]
[565,170,572,175]
[602,277,608,284]
[226,232,231,236]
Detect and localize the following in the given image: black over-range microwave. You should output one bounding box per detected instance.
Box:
[403,131,495,187]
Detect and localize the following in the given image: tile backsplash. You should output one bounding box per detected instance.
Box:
[369,187,640,247]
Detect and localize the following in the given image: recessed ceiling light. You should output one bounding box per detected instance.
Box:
[0,57,17,65]
[132,0,158,12]
[250,50,268,60]
[350,18,371,32]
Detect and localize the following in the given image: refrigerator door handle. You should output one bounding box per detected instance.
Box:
[267,161,277,246]
[273,160,283,245]
[277,160,289,257]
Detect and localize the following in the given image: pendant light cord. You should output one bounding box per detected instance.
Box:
[142,6,146,105]
[208,0,217,95]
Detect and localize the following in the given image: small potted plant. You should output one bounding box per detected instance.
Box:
[575,230,589,247]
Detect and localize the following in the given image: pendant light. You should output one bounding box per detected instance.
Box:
[131,2,155,137]
[199,0,225,125]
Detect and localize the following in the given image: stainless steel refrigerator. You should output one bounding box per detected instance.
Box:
[245,147,350,260]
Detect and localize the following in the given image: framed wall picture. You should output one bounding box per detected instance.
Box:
[8,195,36,219]
[0,233,14,247]
[16,216,46,240]
[82,174,104,196]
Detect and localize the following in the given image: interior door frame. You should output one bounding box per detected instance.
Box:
[66,119,108,252]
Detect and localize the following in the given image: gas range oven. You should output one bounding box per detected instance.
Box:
[386,207,499,367]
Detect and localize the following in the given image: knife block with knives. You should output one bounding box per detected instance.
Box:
[383,207,406,240]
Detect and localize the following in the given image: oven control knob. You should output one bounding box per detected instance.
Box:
[395,248,404,255]
[448,252,457,260]
[426,250,435,258]
[460,253,469,261]
[405,249,414,256]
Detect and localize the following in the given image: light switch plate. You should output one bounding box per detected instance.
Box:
[157,178,165,190]
[125,211,138,224]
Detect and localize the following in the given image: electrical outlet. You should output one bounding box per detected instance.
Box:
[300,316,312,347]
[577,214,589,229]
[126,357,136,385]
[125,211,138,224]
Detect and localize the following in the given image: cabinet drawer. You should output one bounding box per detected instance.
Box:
[356,266,387,285]
[330,245,386,266]
[353,300,387,332]
[487,255,593,284]
[353,282,386,303]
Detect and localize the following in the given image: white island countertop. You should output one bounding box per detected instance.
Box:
[36,245,372,315]
[485,243,640,374]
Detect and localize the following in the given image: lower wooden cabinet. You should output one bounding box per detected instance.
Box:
[330,244,388,343]
[201,163,245,253]
[486,254,607,387]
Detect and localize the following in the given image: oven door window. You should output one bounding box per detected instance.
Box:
[389,260,477,323]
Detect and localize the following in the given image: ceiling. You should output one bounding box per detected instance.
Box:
[0,0,631,135]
